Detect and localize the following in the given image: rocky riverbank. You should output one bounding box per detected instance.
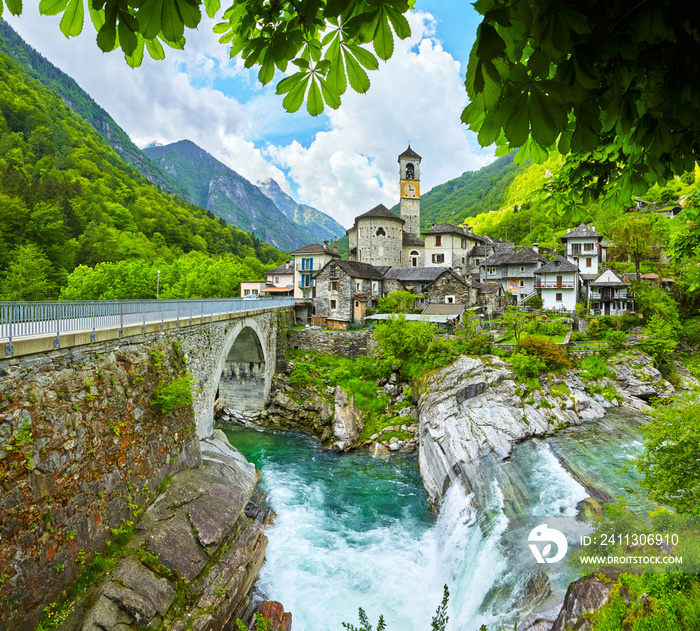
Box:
[50,433,291,631]
[417,350,676,507]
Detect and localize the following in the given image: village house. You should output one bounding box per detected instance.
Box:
[260,260,294,296]
[561,223,604,277]
[589,269,635,316]
[240,280,264,298]
[480,246,546,305]
[383,267,477,309]
[289,241,340,323]
[312,259,386,328]
[533,255,580,311]
[423,223,485,275]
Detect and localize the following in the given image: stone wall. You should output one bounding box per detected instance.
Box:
[288,328,377,358]
[425,272,477,306]
[0,336,200,630]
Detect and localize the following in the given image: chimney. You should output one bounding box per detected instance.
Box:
[532,243,539,254]
[323,240,329,249]
[333,237,338,254]
[591,225,595,231]
[567,226,571,233]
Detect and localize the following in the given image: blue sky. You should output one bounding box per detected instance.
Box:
[6,2,493,227]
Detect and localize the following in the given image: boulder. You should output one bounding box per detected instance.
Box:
[332,386,363,451]
[257,601,293,631]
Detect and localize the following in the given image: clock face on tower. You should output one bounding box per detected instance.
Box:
[401,180,420,198]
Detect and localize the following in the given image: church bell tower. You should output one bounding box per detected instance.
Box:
[398,145,421,236]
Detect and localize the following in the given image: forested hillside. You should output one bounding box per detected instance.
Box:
[0,20,190,199]
[0,51,284,300]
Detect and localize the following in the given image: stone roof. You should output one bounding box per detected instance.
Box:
[402,232,425,246]
[398,145,421,161]
[560,223,603,241]
[289,243,339,256]
[267,261,294,275]
[422,304,466,317]
[356,204,404,222]
[469,245,490,258]
[590,270,627,287]
[422,223,486,243]
[383,266,451,283]
[533,256,580,274]
[483,247,546,267]
[325,259,386,280]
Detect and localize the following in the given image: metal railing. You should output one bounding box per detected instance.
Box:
[0,298,294,350]
[535,282,575,289]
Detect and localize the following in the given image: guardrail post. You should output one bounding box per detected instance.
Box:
[142,308,146,334]
[5,305,14,356]
[119,302,124,337]
[54,303,61,348]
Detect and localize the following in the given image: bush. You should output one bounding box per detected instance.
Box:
[586,318,601,339]
[516,337,571,370]
[605,329,627,350]
[570,331,586,342]
[525,295,543,309]
[424,337,461,370]
[511,353,546,379]
[374,315,436,360]
[579,355,612,380]
[152,374,195,414]
[641,314,679,368]
[681,317,700,345]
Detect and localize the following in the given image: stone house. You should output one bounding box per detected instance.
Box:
[290,242,340,301]
[383,267,477,309]
[473,281,508,316]
[589,269,635,316]
[533,255,580,312]
[480,246,546,305]
[313,259,386,327]
[423,222,485,275]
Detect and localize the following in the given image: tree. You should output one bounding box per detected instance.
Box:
[501,307,528,341]
[0,244,57,300]
[636,387,700,516]
[376,290,417,313]
[611,214,666,278]
[640,314,678,370]
[374,315,435,361]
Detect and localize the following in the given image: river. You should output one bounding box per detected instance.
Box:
[223,407,650,631]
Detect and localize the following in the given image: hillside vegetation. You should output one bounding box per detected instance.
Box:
[0,52,283,300]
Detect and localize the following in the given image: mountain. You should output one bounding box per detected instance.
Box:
[0,20,191,200]
[390,153,523,229]
[257,178,346,244]
[144,140,327,252]
[0,48,283,299]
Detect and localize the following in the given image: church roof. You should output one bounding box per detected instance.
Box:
[402,232,425,246]
[560,224,603,241]
[398,145,421,161]
[384,266,453,283]
[423,223,486,242]
[356,204,404,222]
[533,256,580,274]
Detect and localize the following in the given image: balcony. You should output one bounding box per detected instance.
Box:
[298,280,315,289]
[535,282,575,289]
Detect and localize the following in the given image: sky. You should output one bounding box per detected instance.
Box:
[5,1,494,229]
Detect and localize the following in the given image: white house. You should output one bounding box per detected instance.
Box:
[261,260,294,296]
[240,280,264,298]
[589,269,635,316]
[289,242,340,300]
[423,223,485,275]
[561,224,604,277]
[533,256,580,311]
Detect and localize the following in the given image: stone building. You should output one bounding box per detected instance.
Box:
[290,242,340,301]
[346,204,406,267]
[480,246,547,305]
[383,267,477,309]
[561,223,604,277]
[312,259,386,328]
[398,145,422,236]
[423,223,485,274]
[589,269,635,315]
[473,281,508,315]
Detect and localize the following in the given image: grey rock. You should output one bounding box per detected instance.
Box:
[332,386,363,451]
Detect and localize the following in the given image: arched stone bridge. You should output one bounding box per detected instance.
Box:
[0,298,293,438]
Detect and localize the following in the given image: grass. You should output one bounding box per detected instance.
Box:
[497,332,568,345]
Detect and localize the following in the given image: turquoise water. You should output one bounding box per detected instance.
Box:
[223,407,650,631]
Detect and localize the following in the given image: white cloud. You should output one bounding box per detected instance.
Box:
[5,7,493,228]
[266,11,494,227]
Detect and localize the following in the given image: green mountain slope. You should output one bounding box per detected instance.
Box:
[144,140,320,252]
[0,50,282,299]
[258,178,346,244]
[0,20,191,200]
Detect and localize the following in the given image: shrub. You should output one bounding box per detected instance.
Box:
[681,316,700,345]
[374,315,436,360]
[605,329,627,350]
[511,353,546,379]
[153,374,195,414]
[586,318,601,339]
[525,295,543,309]
[424,337,460,370]
[641,314,679,368]
[579,355,612,380]
[570,331,586,342]
[516,337,571,370]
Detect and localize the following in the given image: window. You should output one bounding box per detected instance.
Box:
[376,227,386,236]
[356,282,361,291]
[435,236,442,246]
[461,238,467,249]
[355,301,359,307]
[432,253,445,264]
[487,267,496,275]
[556,293,563,301]
[410,250,419,267]
[252,290,258,295]
[330,300,337,309]
[301,257,313,270]
[475,259,481,265]
[244,289,250,295]
[301,273,313,288]
[586,257,592,267]
[519,280,525,287]
[584,243,594,251]
[274,276,280,284]
[372,282,378,293]
[445,296,455,304]
[331,281,339,291]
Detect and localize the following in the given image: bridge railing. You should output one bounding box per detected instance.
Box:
[0,298,294,343]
